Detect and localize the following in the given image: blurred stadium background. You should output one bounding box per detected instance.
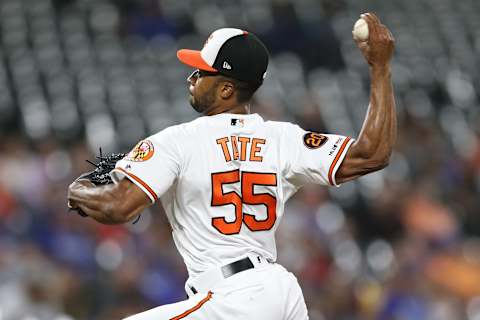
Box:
[0,0,479,319]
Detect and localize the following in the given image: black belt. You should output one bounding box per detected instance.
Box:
[221,256,255,277]
[189,257,255,294]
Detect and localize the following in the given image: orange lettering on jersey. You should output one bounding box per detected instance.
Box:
[237,137,250,161]
[250,138,265,162]
[230,136,239,160]
[217,136,265,163]
[216,137,231,162]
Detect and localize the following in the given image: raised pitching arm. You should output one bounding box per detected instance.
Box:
[336,13,397,184]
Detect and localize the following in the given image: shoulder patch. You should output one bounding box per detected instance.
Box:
[303,132,328,149]
[125,140,154,162]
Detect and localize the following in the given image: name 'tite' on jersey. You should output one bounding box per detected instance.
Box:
[111,113,353,278]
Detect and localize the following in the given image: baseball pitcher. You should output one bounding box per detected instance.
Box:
[68,13,396,320]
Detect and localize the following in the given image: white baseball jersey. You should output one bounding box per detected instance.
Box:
[111,113,353,279]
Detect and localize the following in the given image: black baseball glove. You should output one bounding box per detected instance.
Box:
[69,149,125,217]
[80,149,126,185]
[69,149,142,224]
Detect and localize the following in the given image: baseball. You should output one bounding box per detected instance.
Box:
[352,18,369,41]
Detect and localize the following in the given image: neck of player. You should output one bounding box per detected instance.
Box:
[205,103,250,116]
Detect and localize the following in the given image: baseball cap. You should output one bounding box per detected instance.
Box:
[177,28,269,84]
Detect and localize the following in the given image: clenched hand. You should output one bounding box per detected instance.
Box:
[354,13,395,67]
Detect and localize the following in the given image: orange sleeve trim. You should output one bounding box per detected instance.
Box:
[114,167,158,201]
[328,137,352,186]
[170,291,213,320]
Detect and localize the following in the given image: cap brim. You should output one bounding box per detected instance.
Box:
[177,49,218,72]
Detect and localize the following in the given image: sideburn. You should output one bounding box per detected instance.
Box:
[194,79,222,114]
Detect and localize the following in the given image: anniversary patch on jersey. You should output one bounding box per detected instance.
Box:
[303,132,328,149]
[125,140,154,162]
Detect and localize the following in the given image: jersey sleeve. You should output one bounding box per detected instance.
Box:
[282,123,354,188]
[110,127,182,203]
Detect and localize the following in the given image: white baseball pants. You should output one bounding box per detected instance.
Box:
[123,260,309,320]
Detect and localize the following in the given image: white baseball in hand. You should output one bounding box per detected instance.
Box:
[352,18,369,41]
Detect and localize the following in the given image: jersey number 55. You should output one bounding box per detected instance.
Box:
[211,170,277,235]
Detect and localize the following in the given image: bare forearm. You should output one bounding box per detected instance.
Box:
[67,179,150,224]
[353,64,396,163]
[69,183,126,224]
[76,201,144,224]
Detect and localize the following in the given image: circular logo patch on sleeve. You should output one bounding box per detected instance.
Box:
[303,132,328,149]
[125,140,154,162]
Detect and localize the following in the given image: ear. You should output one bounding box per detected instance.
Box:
[219,81,235,100]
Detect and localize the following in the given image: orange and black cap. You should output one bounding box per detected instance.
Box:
[177,28,269,84]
